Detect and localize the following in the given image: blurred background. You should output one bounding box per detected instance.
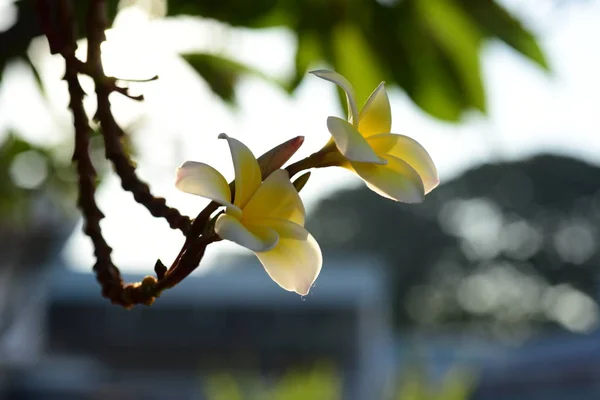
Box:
[0,0,599,398]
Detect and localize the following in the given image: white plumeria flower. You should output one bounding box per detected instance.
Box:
[311,70,439,203]
[175,134,322,295]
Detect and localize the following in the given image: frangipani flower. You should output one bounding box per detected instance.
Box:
[175,134,322,295]
[310,70,439,203]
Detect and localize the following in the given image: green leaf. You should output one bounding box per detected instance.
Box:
[292,172,311,193]
[399,21,464,121]
[417,0,486,113]
[459,0,549,70]
[289,30,324,92]
[181,53,281,104]
[331,23,385,110]
[408,48,464,122]
[367,3,414,96]
[366,2,465,121]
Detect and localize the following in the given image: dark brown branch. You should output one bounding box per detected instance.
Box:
[48,0,125,304]
[84,0,192,234]
[38,0,316,308]
[39,0,212,308]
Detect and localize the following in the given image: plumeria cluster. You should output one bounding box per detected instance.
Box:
[45,0,436,306]
[175,70,439,295]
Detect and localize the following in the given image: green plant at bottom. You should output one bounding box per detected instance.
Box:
[203,362,475,400]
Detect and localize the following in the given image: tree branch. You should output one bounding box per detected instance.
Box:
[84,0,192,234]
[38,0,213,307]
[37,0,317,308]
[48,0,124,303]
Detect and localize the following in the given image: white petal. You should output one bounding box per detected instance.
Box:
[215,214,278,252]
[351,154,425,203]
[310,69,359,125]
[358,82,392,137]
[253,219,322,296]
[367,133,439,194]
[219,133,262,209]
[243,170,305,225]
[327,116,387,164]
[175,161,232,206]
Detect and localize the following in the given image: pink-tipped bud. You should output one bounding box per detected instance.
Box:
[257,136,305,178]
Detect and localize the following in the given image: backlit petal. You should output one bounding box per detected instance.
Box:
[358,82,392,137]
[243,170,305,225]
[175,161,232,206]
[253,219,322,296]
[351,154,425,203]
[219,133,261,208]
[310,69,359,125]
[367,133,439,194]
[327,116,387,164]
[215,214,278,252]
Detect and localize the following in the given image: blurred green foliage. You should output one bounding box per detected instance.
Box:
[309,155,600,332]
[0,0,120,88]
[1,0,546,119]
[0,133,77,224]
[202,362,474,400]
[393,367,475,400]
[0,0,547,221]
[0,1,121,222]
[165,0,548,120]
[180,53,282,105]
[203,362,341,400]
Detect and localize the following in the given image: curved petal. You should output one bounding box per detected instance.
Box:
[175,161,232,206]
[243,170,305,225]
[367,133,439,194]
[310,69,359,126]
[358,82,392,137]
[215,214,278,252]
[219,133,261,209]
[327,116,387,164]
[351,154,425,203]
[253,219,322,296]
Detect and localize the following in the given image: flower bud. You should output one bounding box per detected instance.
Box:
[257,136,304,178]
[292,172,311,193]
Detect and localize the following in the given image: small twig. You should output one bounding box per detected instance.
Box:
[116,75,159,83]
[112,85,144,101]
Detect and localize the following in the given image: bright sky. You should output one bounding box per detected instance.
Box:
[0,0,599,272]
